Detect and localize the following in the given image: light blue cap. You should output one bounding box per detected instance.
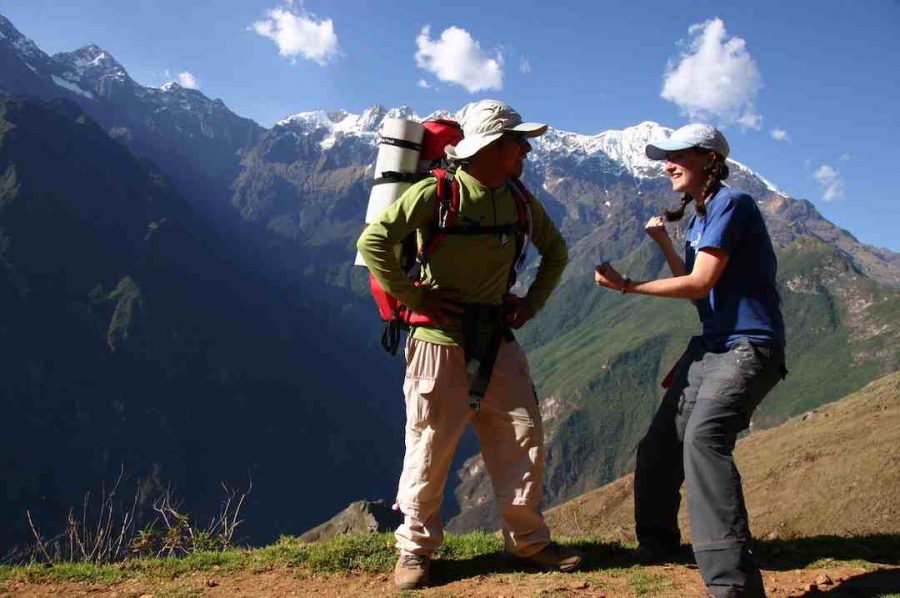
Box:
[645,123,730,161]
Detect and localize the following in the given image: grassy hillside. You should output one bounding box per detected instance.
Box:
[545,371,900,541]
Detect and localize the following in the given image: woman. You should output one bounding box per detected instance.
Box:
[594,123,786,598]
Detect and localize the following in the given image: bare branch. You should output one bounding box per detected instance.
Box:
[26,510,51,563]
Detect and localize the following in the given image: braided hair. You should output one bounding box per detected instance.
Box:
[664,151,730,221]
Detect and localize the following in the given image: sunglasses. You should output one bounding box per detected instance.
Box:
[502,131,530,148]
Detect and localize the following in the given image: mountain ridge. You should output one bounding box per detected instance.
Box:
[3,12,897,288]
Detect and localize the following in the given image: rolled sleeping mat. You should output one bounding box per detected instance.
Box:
[373,118,425,181]
[355,118,425,266]
[364,182,401,223]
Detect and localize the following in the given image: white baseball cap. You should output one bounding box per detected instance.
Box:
[645,123,730,160]
[445,100,548,160]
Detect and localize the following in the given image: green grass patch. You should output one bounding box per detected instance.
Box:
[0,531,512,585]
[435,531,504,560]
[294,533,395,573]
[629,568,675,595]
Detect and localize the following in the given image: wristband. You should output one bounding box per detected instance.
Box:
[620,278,632,294]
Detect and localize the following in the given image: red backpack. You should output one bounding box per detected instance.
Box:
[367,119,534,354]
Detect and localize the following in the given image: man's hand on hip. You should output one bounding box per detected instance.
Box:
[504,295,536,330]
[416,287,464,325]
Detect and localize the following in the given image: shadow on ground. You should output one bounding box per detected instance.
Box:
[427,535,900,590]
[757,534,900,570]
[799,569,900,597]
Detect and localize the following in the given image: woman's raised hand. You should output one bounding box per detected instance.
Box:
[595,262,626,291]
[644,215,670,244]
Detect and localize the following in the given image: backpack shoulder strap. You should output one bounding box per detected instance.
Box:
[508,178,532,251]
[505,178,534,288]
[420,168,459,261]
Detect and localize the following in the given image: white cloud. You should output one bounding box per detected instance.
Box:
[736,112,762,130]
[813,163,845,202]
[771,128,789,141]
[840,153,852,161]
[519,58,532,74]
[415,26,503,93]
[178,71,199,89]
[251,4,339,65]
[661,18,763,130]
[417,79,432,89]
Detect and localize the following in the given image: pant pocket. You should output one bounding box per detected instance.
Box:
[403,377,436,425]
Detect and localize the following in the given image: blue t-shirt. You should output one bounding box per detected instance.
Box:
[684,186,785,349]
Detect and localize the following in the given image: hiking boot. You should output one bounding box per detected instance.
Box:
[394,553,431,589]
[518,542,584,572]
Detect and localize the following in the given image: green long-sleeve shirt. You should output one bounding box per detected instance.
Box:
[357,168,568,346]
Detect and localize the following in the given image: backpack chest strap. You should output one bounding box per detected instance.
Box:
[437,222,526,236]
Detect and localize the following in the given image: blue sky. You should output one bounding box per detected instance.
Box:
[2,0,898,250]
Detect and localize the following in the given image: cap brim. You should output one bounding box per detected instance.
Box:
[444,131,504,160]
[507,121,548,137]
[645,138,695,160]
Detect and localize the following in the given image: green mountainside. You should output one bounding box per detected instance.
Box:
[0,97,405,551]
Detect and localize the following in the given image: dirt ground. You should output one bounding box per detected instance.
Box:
[4,561,898,597]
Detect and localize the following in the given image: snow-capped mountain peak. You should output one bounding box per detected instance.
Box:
[271,106,783,194]
[534,120,671,179]
[276,104,422,150]
[52,45,130,85]
[533,119,782,195]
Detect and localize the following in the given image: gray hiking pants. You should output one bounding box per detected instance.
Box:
[635,336,785,598]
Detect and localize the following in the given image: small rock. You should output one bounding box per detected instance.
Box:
[569,580,589,590]
[139,594,153,598]
[816,574,833,586]
[805,582,818,592]
[205,579,220,588]
[377,574,389,582]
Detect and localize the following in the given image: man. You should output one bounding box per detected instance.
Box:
[357,100,581,590]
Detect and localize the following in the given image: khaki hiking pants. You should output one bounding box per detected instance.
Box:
[395,337,551,558]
